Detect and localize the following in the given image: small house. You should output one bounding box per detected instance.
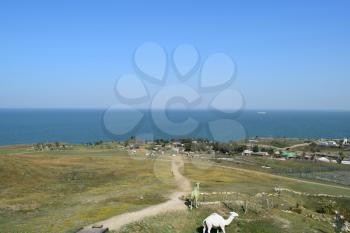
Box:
[281,151,297,159]
[242,150,253,156]
[252,151,269,156]
[317,157,330,163]
[318,140,338,147]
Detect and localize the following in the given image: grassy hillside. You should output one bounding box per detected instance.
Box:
[118,159,350,233]
[1,143,349,233]
[0,144,175,233]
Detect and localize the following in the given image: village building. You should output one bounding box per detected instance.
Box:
[318,140,338,147]
[253,151,269,156]
[242,149,253,156]
[241,150,269,156]
[281,151,297,159]
[315,152,339,160]
[317,157,331,163]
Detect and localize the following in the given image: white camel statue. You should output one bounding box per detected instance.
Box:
[202,211,239,233]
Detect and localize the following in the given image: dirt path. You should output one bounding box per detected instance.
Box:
[83,156,191,232]
[281,142,311,150]
[254,142,311,150]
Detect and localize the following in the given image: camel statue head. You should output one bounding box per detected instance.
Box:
[229,211,239,218]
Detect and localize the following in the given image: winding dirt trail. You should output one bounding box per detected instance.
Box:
[84,156,191,232]
[80,155,350,232]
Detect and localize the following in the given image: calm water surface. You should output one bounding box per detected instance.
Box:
[0,109,349,145]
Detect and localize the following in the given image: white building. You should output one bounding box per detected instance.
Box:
[319,141,338,147]
[342,160,350,165]
[317,157,330,163]
[242,150,253,156]
[241,150,269,156]
[253,151,269,156]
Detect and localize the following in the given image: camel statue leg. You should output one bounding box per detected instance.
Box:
[221,226,226,233]
[207,226,212,233]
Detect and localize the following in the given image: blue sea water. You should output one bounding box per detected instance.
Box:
[0,109,349,145]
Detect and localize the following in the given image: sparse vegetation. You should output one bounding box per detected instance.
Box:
[119,160,350,233]
[1,138,350,233]
[0,143,175,233]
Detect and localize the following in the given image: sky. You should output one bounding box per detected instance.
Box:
[1,0,349,110]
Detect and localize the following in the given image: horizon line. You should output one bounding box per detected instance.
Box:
[0,107,350,112]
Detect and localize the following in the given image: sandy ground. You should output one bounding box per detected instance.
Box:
[82,156,191,232]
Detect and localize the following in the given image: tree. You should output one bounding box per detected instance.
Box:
[252,145,259,153]
[184,142,192,152]
[310,142,320,153]
[95,140,103,146]
[234,144,247,153]
[211,142,231,154]
[267,147,274,155]
[337,151,344,164]
[301,152,306,160]
[34,143,43,151]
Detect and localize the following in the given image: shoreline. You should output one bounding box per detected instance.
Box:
[0,136,348,148]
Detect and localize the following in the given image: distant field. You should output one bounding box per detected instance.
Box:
[184,160,350,196]
[0,144,175,233]
[212,156,350,186]
[297,144,350,156]
[250,137,307,148]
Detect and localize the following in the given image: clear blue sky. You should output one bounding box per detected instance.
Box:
[1,0,349,110]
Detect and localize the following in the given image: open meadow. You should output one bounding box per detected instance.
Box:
[1,143,350,233]
[119,159,350,233]
[0,143,175,233]
[213,155,350,186]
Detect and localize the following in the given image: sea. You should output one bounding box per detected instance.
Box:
[0,109,349,145]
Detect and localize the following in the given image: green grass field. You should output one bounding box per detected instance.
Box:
[251,137,307,148]
[184,161,350,196]
[119,159,350,233]
[1,143,350,233]
[0,144,175,233]
[212,155,350,186]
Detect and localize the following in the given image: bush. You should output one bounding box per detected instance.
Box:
[316,199,336,214]
[290,203,303,214]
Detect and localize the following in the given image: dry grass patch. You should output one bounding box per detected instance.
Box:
[0,147,175,233]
